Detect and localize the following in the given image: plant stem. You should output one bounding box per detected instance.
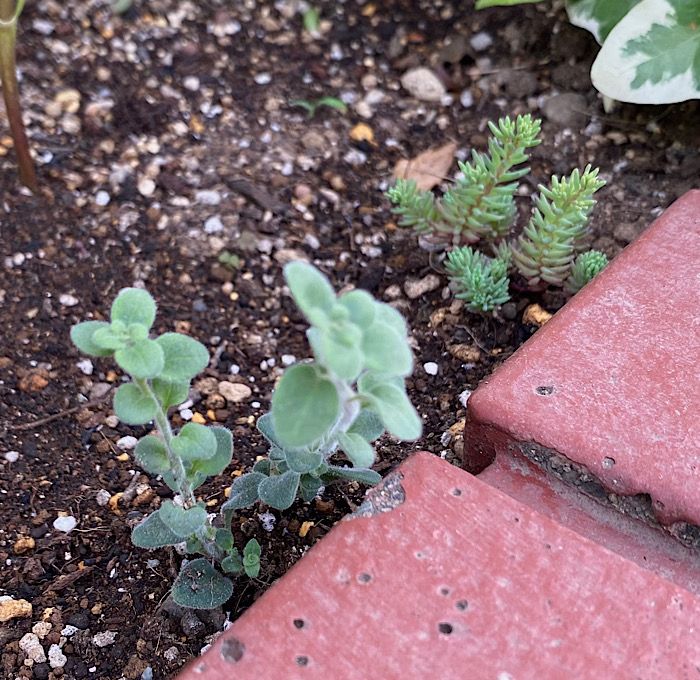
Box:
[136,379,224,561]
[0,0,37,191]
[135,378,196,507]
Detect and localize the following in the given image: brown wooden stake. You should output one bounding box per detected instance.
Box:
[0,0,37,192]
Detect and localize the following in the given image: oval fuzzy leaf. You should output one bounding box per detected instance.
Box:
[284,261,336,322]
[70,321,113,357]
[258,470,301,510]
[374,302,408,337]
[172,423,217,461]
[319,326,364,381]
[362,322,413,377]
[325,465,382,485]
[159,500,208,538]
[271,364,340,449]
[92,325,128,351]
[338,432,375,468]
[256,412,280,447]
[190,426,233,477]
[358,374,422,441]
[337,289,376,328]
[131,510,182,548]
[222,472,266,512]
[171,559,233,610]
[299,474,324,501]
[152,378,190,410]
[347,410,385,442]
[134,435,170,475]
[114,383,157,425]
[115,339,164,379]
[284,448,323,474]
[156,333,210,382]
[111,288,157,329]
[591,0,700,103]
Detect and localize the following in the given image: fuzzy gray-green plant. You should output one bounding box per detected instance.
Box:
[71,289,259,610]
[386,114,541,245]
[445,246,511,313]
[511,166,605,288]
[564,250,609,293]
[224,262,421,514]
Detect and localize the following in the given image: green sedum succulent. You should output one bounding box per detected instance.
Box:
[564,250,609,293]
[386,115,608,305]
[71,288,258,610]
[224,262,421,514]
[386,115,541,245]
[445,246,511,313]
[511,166,605,288]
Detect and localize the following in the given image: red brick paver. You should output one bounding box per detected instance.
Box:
[178,453,700,680]
[467,191,700,528]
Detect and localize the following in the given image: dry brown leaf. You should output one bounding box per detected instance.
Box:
[393,142,457,191]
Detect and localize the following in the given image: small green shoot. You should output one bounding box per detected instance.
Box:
[291,96,348,119]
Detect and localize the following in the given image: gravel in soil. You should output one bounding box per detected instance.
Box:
[1,1,698,677]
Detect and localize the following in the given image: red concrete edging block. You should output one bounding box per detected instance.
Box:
[466,190,700,529]
[178,452,700,680]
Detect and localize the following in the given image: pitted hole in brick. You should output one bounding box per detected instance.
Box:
[438,622,454,635]
[293,618,305,630]
[535,385,555,396]
[451,488,462,497]
[220,637,245,663]
[602,457,616,469]
[296,655,309,667]
[439,586,451,597]
[357,572,372,584]
[193,663,207,674]
[455,600,469,611]
[415,551,426,560]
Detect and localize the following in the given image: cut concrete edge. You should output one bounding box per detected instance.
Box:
[478,446,700,596]
[466,416,700,557]
[178,452,700,679]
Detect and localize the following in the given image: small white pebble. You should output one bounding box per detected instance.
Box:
[195,189,221,206]
[4,451,19,463]
[146,559,160,568]
[254,72,271,85]
[179,408,194,421]
[95,190,111,206]
[19,633,46,663]
[183,76,200,91]
[92,630,117,648]
[258,511,276,532]
[76,358,94,375]
[423,362,439,376]
[104,415,119,428]
[281,354,296,366]
[61,625,78,637]
[53,516,78,534]
[470,31,493,52]
[116,436,137,450]
[460,89,474,108]
[32,621,52,640]
[459,389,472,407]
[138,177,156,197]
[251,401,261,408]
[48,643,67,669]
[204,215,224,234]
[95,489,111,507]
[59,293,79,307]
[163,646,179,662]
[229,364,241,375]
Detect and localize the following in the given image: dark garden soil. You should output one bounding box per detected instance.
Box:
[1,0,698,678]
